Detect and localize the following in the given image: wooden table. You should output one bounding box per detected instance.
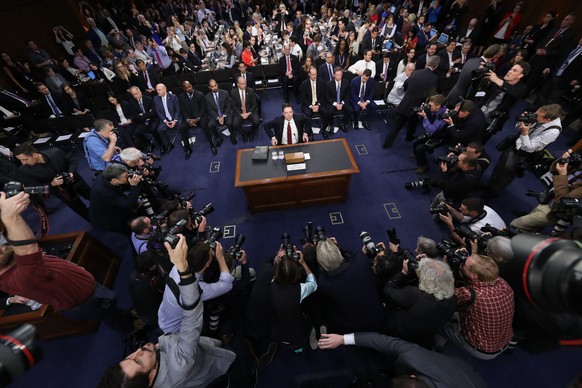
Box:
[235,138,360,212]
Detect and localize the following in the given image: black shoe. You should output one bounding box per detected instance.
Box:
[353,121,360,130]
[382,142,391,149]
[184,149,192,160]
[322,129,329,140]
[231,136,238,145]
[211,145,218,155]
[340,124,348,132]
[363,121,371,130]
[216,137,223,147]
[165,144,175,154]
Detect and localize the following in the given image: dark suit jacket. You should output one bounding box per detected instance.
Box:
[361,34,384,53]
[137,69,161,91]
[107,100,134,126]
[437,48,461,75]
[447,57,483,106]
[397,68,439,117]
[318,62,336,82]
[127,95,157,123]
[153,93,183,123]
[300,78,327,111]
[326,78,351,105]
[204,89,231,119]
[443,106,487,145]
[278,54,300,77]
[63,92,93,113]
[375,59,396,82]
[179,90,208,120]
[232,72,256,89]
[263,115,310,144]
[353,333,487,388]
[549,43,582,87]
[38,93,69,118]
[350,76,375,106]
[230,88,258,115]
[87,27,108,49]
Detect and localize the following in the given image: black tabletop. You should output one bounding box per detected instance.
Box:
[237,140,358,183]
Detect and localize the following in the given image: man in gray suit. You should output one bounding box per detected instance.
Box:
[446,45,500,106]
[99,235,236,387]
[319,332,487,388]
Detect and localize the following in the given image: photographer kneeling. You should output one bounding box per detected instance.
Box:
[411,94,447,174]
[438,197,506,247]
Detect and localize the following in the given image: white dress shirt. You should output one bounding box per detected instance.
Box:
[348,59,376,78]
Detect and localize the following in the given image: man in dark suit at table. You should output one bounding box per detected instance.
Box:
[301,66,331,139]
[178,81,217,155]
[349,69,375,130]
[205,79,234,144]
[326,67,353,132]
[153,83,192,159]
[264,103,310,146]
[279,45,300,103]
[230,76,260,143]
[361,27,384,61]
[382,56,440,147]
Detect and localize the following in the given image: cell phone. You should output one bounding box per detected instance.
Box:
[87,70,96,80]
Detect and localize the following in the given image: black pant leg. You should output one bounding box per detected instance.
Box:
[383,113,407,147]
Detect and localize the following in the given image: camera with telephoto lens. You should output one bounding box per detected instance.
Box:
[128,168,143,178]
[471,61,496,81]
[552,197,582,221]
[517,112,537,125]
[456,224,491,253]
[401,249,419,271]
[205,226,223,250]
[447,145,466,155]
[58,172,75,184]
[436,239,468,272]
[151,209,168,227]
[228,234,245,260]
[429,203,449,216]
[386,227,400,245]
[301,222,315,245]
[315,226,326,242]
[360,231,385,257]
[163,219,187,249]
[4,181,49,198]
[191,202,214,225]
[480,223,521,238]
[557,152,582,170]
[0,324,41,386]
[405,176,430,190]
[281,232,300,260]
[144,152,161,161]
[437,153,458,168]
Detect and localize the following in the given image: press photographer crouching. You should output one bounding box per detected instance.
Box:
[407,151,482,208]
[486,104,563,197]
[411,94,448,174]
[438,197,506,247]
[511,149,582,234]
[89,163,143,235]
[441,253,515,360]
[13,144,91,221]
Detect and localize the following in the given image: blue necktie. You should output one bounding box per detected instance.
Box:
[47,95,61,116]
[215,93,222,116]
[336,82,341,104]
[328,64,333,81]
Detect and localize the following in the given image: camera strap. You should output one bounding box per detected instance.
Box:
[158,265,203,310]
[30,201,49,238]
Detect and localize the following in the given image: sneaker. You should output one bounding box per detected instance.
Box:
[309,328,318,350]
[259,342,277,367]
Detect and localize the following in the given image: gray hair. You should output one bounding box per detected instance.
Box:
[486,236,514,263]
[103,163,128,181]
[316,239,343,272]
[94,118,113,133]
[426,55,441,69]
[119,147,143,163]
[416,235,438,257]
[416,258,454,300]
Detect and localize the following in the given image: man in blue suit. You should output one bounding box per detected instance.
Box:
[153,83,193,160]
[349,69,375,130]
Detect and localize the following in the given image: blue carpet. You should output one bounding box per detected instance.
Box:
[9,89,581,387]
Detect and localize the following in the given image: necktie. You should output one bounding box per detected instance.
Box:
[139,99,145,113]
[328,64,333,81]
[384,63,388,80]
[557,46,582,76]
[372,38,375,48]
[287,121,293,144]
[47,95,61,115]
[241,91,247,113]
[154,50,163,69]
[287,56,291,73]
[215,93,222,116]
[243,73,246,83]
[311,81,317,105]
[462,54,466,64]
[359,82,365,100]
[144,71,152,89]
[336,82,341,103]
[162,96,172,121]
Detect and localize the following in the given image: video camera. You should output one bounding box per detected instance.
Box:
[4,181,49,198]
[360,231,385,257]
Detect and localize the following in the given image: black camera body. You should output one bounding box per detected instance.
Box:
[447,145,466,155]
[191,202,215,225]
[405,176,430,190]
[4,181,49,198]
[164,219,187,248]
[437,154,458,169]
[58,172,75,184]
[412,102,428,114]
[436,239,468,271]
[471,61,496,81]
[281,232,300,260]
[228,234,245,260]
[441,109,458,121]
[205,226,223,250]
[429,203,449,216]
[401,249,419,271]
[517,112,537,125]
[558,152,582,170]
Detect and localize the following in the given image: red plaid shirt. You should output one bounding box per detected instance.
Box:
[455,278,514,353]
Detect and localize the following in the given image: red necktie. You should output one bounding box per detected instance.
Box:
[287,121,292,144]
[287,56,291,73]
